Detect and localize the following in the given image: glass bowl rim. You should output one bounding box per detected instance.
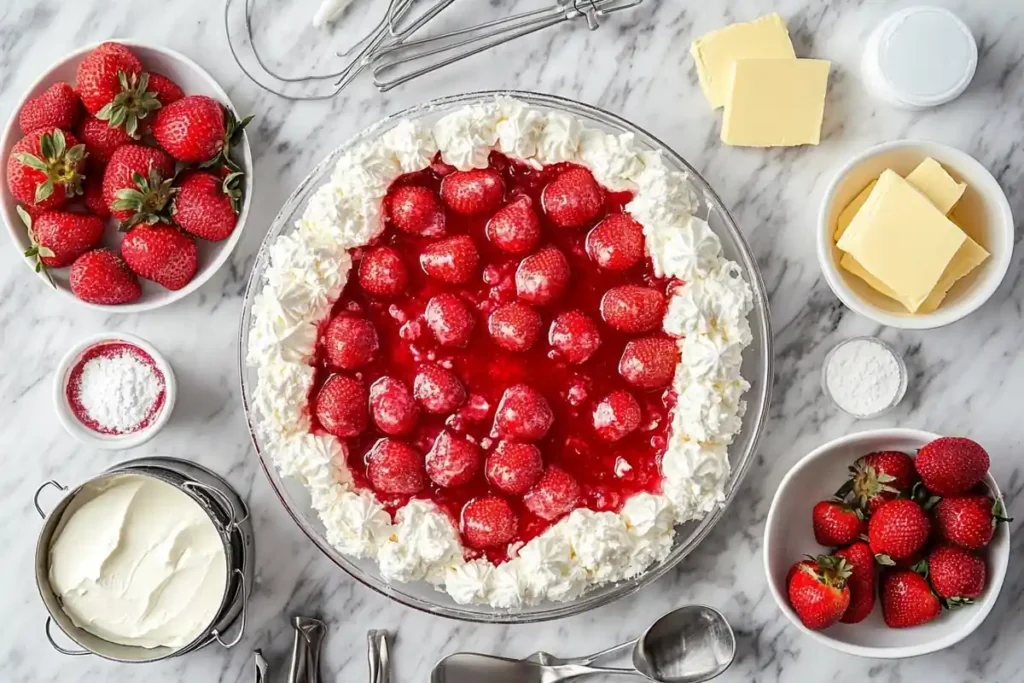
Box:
[237,89,774,623]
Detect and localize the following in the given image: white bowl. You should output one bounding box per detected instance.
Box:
[764,428,1010,658]
[817,141,1013,329]
[0,39,253,313]
[54,332,177,450]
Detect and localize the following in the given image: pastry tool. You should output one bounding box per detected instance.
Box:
[433,605,735,683]
[286,616,326,683]
[367,630,391,683]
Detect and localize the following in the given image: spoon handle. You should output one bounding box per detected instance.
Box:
[570,640,637,666]
[544,663,640,682]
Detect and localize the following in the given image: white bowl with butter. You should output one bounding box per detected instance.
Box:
[818,140,1013,329]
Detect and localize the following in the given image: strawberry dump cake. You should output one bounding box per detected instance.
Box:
[247,99,753,608]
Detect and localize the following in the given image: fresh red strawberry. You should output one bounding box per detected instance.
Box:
[440,169,504,216]
[367,438,425,495]
[549,310,601,364]
[314,374,368,438]
[69,249,141,305]
[461,496,518,548]
[786,556,851,630]
[868,499,931,564]
[488,302,541,352]
[420,235,479,284]
[359,246,408,297]
[601,285,666,334]
[592,390,642,442]
[19,82,82,135]
[413,364,466,414]
[812,501,866,547]
[835,542,876,624]
[541,166,604,228]
[494,384,553,442]
[927,544,986,605]
[881,571,941,628]
[324,315,378,369]
[17,207,103,269]
[586,213,645,271]
[75,42,142,115]
[82,172,110,218]
[426,431,482,488]
[120,225,198,290]
[486,195,541,255]
[102,144,175,226]
[152,95,228,163]
[386,185,445,236]
[425,293,476,348]
[7,128,86,210]
[172,171,240,241]
[523,466,580,521]
[369,377,419,435]
[915,437,990,496]
[485,441,543,495]
[515,246,570,305]
[78,115,133,166]
[619,337,678,389]
[146,73,184,108]
[933,495,1007,551]
[847,450,916,513]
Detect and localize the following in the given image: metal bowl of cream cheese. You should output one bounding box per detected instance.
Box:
[32,457,254,663]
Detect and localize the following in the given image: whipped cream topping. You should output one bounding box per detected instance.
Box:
[48,474,227,649]
[247,98,755,609]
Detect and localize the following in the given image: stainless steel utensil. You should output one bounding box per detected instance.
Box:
[367,630,391,683]
[287,616,326,683]
[433,606,735,683]
[370,0,644,92]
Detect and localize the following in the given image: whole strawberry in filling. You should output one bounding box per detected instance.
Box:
[308,152,680,562]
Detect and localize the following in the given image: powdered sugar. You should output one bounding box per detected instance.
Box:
[69,343,166,434]
[824,338,905,417]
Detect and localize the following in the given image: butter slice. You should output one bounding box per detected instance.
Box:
[721,59,831,147]
[918,237,990,313]
[834,181,877,240]
[906,158,967,214]
[691,14,796,109]
[837,170,966,311]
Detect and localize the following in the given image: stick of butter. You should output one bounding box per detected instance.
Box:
[905,158,968,214]
[837,170,967,312]
[690,14,796,110]
[721,59,831,147]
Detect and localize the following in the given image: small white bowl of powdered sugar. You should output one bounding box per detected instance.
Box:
[54,333,176,449]
[822,337,908,419]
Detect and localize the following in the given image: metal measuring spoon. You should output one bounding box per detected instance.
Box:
[433,605,735,683]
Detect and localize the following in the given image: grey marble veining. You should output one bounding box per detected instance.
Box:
[0,0,1021,681]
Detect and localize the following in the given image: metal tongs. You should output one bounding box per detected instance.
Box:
[371,0,645,91]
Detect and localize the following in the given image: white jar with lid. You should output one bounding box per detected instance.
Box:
[862,6,978,110]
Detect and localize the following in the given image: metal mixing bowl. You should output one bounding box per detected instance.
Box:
[238,90,773,623]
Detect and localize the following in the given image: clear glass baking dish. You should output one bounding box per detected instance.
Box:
[238,91,773,623]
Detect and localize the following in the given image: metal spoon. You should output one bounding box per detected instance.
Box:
[431,605,735,683]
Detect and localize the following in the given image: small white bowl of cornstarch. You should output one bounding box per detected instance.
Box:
[821,337,907,419]
[54,332,177,449]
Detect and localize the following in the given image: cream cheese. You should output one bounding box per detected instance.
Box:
[48,474,227,649]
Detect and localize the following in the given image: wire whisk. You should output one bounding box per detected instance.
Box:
[224,0,645,100]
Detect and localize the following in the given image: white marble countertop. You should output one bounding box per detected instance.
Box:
[1,0,1022,681]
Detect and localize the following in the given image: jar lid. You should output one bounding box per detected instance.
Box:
[864,6,978,109]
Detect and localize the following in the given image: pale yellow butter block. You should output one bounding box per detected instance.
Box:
[721,59,831,147]
[690,13,796,110]
[917,237,990,313]
[840,253,912,308]
[906,158,967,214]
[837,170,966,312]
[834,180,877,241]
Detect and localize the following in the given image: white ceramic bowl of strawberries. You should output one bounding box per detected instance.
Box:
[764,428,1010,658]
[0,39,253,313]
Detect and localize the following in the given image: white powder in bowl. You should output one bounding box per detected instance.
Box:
[824,338,904,417]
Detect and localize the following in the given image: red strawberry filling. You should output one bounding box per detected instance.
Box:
[307,152,681,564]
